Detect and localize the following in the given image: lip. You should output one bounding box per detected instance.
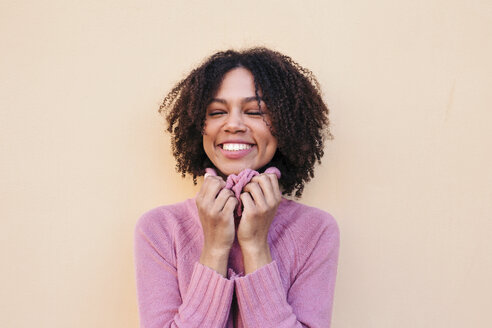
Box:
[218,141,255,159]
[219,140,254,145]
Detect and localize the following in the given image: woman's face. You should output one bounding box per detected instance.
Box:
[203,67,278,176]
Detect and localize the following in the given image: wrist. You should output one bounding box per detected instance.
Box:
[239,240,268,253]
[200,246,231,277]
[240,243,272,274]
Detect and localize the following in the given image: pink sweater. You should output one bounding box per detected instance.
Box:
[134,198,340,328]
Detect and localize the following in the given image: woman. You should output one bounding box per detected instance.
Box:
[134,48,340,328]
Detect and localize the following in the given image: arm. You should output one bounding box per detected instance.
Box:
[235,216,340,328]
[134,212,234,328]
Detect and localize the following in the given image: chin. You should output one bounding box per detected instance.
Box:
[221,168,244,176]
[216,164,255,176]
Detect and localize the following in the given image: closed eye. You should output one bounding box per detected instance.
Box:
[208,111,226,116]
[246,111,263,116]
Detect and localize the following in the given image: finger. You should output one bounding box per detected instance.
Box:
[201,176,226,203]
[222,194,238,215]
[200,176,223,199]
[269,173,281,197]
[215,188,235,212]
[265,173,282,201]
[239,191,255,211]
[205,168,218,177]
[243,181,266,207]
[251,174,277,204]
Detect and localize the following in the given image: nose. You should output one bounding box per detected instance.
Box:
[224,110,246,133]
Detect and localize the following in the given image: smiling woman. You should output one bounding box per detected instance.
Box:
[203,67,278,177]
[134,47,340,328]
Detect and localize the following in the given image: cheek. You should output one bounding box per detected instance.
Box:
[261,132,278,156]
[268,130,278,152]
[269,139,278,156]
[261,128,277,147]
[202,135,212,151]
[202,122,216,142]
[202,119,220,137]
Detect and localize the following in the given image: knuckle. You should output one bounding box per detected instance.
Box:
[220,189,233,199]
[252,176,263,183]
[258,206,268,215]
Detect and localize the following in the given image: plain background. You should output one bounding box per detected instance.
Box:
[1,0,491,327]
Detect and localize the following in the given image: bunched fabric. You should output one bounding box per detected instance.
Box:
[205,167,281,216]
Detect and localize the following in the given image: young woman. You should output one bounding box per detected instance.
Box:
[134,48,340,328]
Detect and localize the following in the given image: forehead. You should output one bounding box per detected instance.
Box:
[214,67,257,98]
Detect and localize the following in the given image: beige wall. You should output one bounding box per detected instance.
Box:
[1,0,491,327]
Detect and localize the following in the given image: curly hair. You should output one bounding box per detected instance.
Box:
[159,47,332,197]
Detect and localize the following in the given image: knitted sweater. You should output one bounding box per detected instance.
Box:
[134,197,340,328]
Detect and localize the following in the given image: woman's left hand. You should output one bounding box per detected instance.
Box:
[237,172,282,273]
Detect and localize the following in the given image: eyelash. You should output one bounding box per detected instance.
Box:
[207,111,264,116]
[208,112,224,116]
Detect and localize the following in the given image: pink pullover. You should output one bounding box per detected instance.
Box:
[134,198,339,327]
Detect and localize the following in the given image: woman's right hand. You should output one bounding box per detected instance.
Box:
[196,175,237,276]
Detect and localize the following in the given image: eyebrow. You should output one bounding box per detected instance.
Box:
[210,96,263,105]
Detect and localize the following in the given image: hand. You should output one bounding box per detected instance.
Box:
[237,173,282,273]
[196,175,237,276]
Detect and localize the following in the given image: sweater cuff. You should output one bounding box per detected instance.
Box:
[177,262,234,327]
[235,261,296,326]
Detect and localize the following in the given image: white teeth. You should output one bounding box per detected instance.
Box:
[222,143,252,151]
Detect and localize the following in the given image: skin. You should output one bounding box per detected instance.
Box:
[197,68,282,276]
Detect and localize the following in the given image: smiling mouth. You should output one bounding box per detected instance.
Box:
[220,143,254,151]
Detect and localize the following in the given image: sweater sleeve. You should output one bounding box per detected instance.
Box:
[134,212,234,328]
[234,219,340,328]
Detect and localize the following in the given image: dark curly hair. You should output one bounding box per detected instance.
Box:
[159,47,332,197]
